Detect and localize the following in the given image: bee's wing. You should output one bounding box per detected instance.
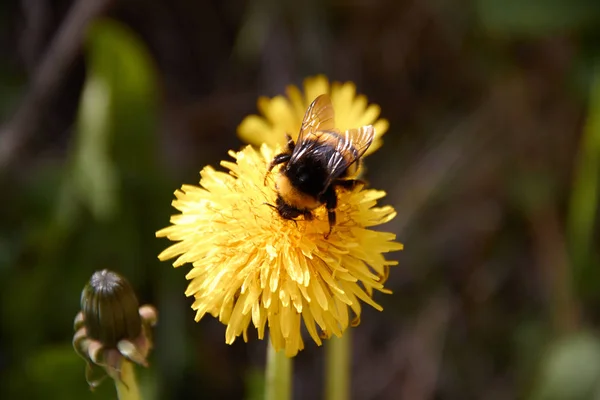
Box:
[338,125,375,160]
[323,125,375,187]
[292,95,335,159]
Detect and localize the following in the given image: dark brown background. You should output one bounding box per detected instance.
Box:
[2,0,600,399]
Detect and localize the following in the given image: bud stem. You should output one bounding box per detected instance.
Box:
[265,343,292,400]
[115,360,141,400]
[325,332,351,400]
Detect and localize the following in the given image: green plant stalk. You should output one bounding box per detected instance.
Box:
[115,360,141,400]
[567,67,600,294]
[325,332,351,400]
[265,343,292,400]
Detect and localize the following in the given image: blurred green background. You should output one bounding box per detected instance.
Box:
[2,0,600,399]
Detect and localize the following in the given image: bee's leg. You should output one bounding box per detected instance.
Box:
[267,154,291,173]
[266,134,295,175]
[285,134,296,152]
[334,179,367,190]
[321,186,337,239]
[303,210,314,221]
[265,153,291,185]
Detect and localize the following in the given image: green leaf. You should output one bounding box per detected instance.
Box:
[65,18,159,223]
[85,19,159,175]
[72,72,117,221]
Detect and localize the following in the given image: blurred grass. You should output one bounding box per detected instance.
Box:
[0,18,166,400]
[527,64,600,400]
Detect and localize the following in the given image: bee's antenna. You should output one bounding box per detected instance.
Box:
[263,202,277,210]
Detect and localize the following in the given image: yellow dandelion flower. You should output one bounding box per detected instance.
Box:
[237,75,389,155]
[156,145,402,357]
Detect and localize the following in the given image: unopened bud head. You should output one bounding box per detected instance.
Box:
[81,269,142,347]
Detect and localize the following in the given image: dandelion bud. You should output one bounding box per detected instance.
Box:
[81,269,142,347]
[73,269,157,389]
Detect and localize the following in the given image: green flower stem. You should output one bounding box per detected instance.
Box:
[265,343,292,400]
[325,332,351,400]
[115,360,141,400]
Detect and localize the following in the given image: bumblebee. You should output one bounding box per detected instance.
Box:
[266,94,375,237]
